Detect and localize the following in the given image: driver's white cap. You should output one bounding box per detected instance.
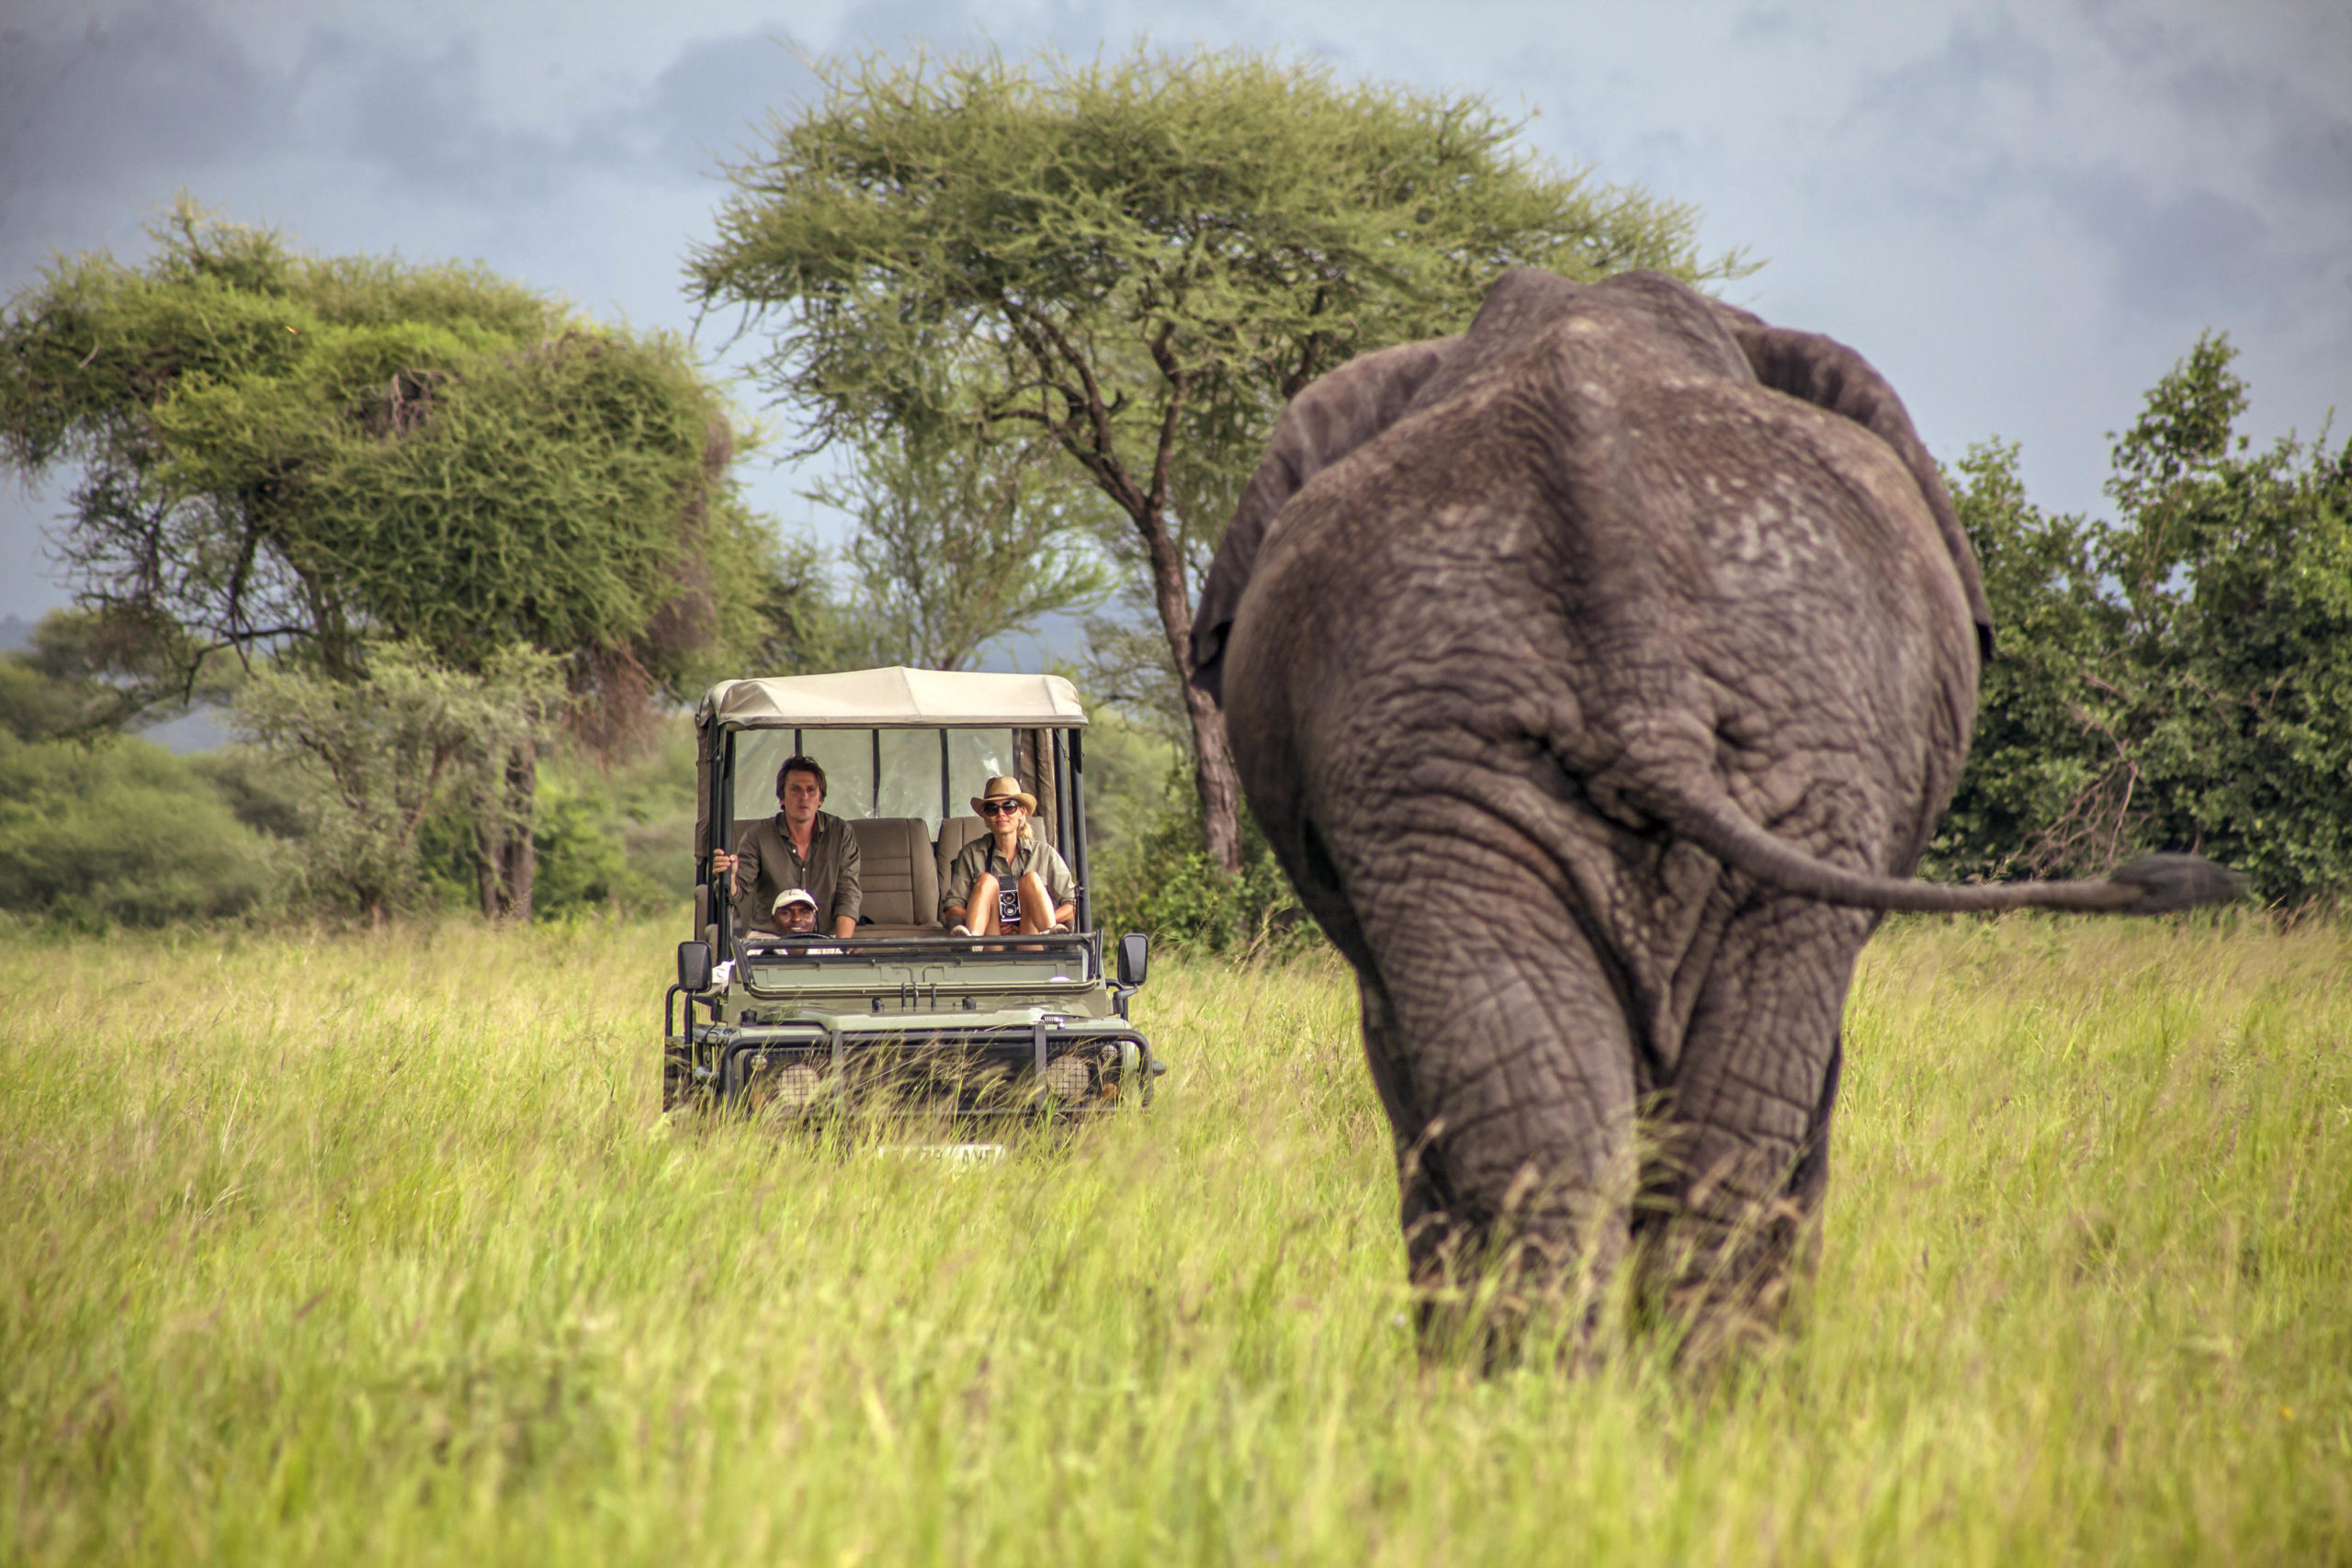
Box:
[772,886,818,911]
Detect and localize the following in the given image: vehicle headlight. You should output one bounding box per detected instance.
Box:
[1043,1052,1092,1100]
[773,1061,823,1111]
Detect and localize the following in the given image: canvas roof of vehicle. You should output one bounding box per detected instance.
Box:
[699,667,1088,729]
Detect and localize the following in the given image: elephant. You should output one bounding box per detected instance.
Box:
[1191,268,2238,1358]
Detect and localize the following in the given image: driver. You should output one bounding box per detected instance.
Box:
[745,886,842,953]
[713,755,862,942]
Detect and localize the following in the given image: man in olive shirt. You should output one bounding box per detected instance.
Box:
[712,755,863,942]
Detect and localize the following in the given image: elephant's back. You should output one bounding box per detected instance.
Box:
[1223,339,1978,877]
[1595,370,1979,862]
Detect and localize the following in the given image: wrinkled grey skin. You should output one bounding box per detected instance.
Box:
[1193,269,2237,1353]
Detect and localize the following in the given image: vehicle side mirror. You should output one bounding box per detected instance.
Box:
[1116,931,1149,988]
[677,940,713,992]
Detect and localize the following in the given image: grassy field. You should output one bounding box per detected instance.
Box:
[3,914,2347,1564]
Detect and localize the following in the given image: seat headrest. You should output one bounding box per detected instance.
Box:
[847,817,939,928]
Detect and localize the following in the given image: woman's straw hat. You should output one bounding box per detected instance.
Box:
[971,775,1037,815]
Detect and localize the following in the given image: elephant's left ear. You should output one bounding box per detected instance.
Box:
[1191,336,1460,704]
[1722,317,1996,663]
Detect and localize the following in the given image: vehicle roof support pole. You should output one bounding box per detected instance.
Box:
[1069,728,1091,934]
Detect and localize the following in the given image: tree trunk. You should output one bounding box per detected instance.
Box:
[474,818,503,919]
[472,743,538,921]
[503,744,537,923]
[1182,666,1245,874]
[1137,504,1244,874]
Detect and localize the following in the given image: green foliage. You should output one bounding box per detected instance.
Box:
[0,199,802,705]
[527,719,700,919]
[1927,443,2128,877]
[811,426,1114,671]
[4,918,2349,1561]
[0,655,93,744]
[1068,701,1181,874]
[524,785,639,919]
[231,643,565,919]
[0,731,285,926]
[695,44,1744,474]
[1931,336,2352,907]
[185,745,312,843]
[0,607,218,741]
[1093,757,1312,953]
[413,718,698,921]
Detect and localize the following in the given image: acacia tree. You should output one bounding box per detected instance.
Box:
[0,202,807,915]
[810,427,1113,671]
[691,45,1747,871]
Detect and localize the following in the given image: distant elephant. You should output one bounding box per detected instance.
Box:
[1192,269,2236,1356]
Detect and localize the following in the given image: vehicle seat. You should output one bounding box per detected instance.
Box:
[849,817,943,936]
[935,815,989,919]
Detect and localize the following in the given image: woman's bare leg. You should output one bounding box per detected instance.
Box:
[966,872,1002,936]
[1016,872,1054,934]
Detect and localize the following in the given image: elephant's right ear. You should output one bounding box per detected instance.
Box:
[1190,337,1459,705]
[1716,313,1996,663]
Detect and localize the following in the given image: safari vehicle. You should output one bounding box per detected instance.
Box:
[662,667,1158,1123]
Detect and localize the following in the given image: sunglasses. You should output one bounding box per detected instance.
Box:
[979,799,1023,817]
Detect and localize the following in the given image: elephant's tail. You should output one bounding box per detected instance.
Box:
[1657,785,2245,916]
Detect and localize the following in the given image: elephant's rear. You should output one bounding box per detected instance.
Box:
[1227,315,1984,929]
[1213,270,1997,1357]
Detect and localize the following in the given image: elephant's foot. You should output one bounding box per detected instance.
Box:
[1632,1134,1826,1370]
[1401,1146,1634,1371]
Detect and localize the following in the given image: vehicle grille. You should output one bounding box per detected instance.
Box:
[725,1033,1132,1119]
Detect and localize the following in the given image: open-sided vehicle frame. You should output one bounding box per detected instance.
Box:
[662,667,1159,1123]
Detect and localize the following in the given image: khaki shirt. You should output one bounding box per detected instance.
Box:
[941,832,1077,928]
[732,810,863,934]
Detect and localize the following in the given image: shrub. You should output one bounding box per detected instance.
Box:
[1093,773,1315,953]
[1932,336,2352,908]
[0,732,286,926]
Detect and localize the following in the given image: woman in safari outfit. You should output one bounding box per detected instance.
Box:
[941,776,1077,936]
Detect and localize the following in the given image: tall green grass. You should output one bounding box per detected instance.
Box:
[3,915,2346,1563]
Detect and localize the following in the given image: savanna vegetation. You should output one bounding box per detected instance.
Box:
[3,916,2346,1563]
[0,201,821,921]
[1931,336,2352,908]
[5,47,2346,940]
[2,35,2348,1567]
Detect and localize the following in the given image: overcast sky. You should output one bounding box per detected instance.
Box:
[4,0,2346,637]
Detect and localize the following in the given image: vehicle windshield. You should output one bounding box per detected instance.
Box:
[716,720,1090,950]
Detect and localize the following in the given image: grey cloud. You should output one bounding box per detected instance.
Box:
[1831,6,2349,336]
[2070,3,2352,217]
[2157,58,2352,212]
[2057,171,2276,322]
[641,30,821,177]
[1848,13,2058,142]
[327,30,627,200]
[1727,6,1809,48]
[0,6,295,226]
[2264,110,2352,208]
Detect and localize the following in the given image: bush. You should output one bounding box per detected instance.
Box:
[1931,336,2352,908]
[187,746,314,842]
[1093,773,1315,954]
[528,721,698,919]
[0,732,286,926]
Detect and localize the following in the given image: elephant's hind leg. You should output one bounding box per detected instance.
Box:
[1639,897,1869,1361]
[1356,913,1641,1367]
